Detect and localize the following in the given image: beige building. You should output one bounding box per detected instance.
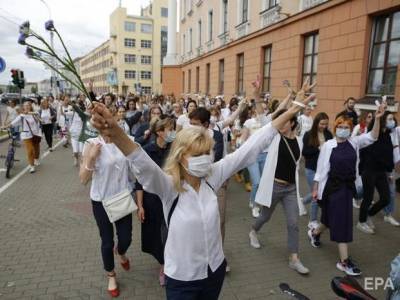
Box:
[80,0,169,95]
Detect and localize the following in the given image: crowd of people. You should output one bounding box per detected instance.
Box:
[1,77,400,299]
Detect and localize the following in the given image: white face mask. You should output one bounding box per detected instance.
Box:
[210,116,218,124]
[183,154,213,178]
[336,128,350,139]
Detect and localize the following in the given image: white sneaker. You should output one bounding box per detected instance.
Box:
[225,264,231,273]
[384,215,400,227]
[353,199,360,209]
[249,230,261,249]
[34,159,40,166]
[307,221,319,230]
[289,260,309,275]
[366,217,375,230]
[252,206,260,218]
[29,166,35,173]
[357,222,375,234]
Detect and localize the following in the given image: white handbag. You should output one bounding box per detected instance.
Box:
[102,189,137,223]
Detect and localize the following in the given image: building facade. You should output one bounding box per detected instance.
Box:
[80,0,169,96]
[162,0,400,119]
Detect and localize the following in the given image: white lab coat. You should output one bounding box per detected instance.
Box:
[255,134,307,216]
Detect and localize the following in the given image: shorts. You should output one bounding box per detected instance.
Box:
[71,138,84,153]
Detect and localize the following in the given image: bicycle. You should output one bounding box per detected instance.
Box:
[0,129,19,178]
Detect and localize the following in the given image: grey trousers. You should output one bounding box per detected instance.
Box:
[252,182,299,254]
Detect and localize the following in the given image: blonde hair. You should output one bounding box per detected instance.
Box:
[164,126,214,192]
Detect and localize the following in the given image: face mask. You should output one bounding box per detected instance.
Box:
[336,128,350,139]
[386,120,395,129]
[183,154,213,178]
[164,130,176,143]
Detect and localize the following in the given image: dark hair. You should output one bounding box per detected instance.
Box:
[367,111,394,134]
[105,93,115,102]
[344,97,356,105]
[126,99,136,111]
[149,105,163,117]
[229,97,239,108]
[308,112,329,147]
[186,100,197,110]
[239,106,250,126]
[272,109,298,131]
[189,107,210,125]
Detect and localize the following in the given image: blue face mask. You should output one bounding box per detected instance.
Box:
[386,120,395,129]
[336,128,350,139]
[164,131,176,143]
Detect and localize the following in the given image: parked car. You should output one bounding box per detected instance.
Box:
[0,93,20,104]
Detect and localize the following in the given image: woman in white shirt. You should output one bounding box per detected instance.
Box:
[89,80,314,299]
[3,99,20,141]
[80,128,135,298]
[59,96,74,148]
[176,100,197,132]
[9,101,41,173]
[38,98,56,151]
[116,106,130,135]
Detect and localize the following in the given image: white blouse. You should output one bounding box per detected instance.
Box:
[128,123,278,281]
[176,114,191,129]
[11,114,41,140]
[83,136,134,202]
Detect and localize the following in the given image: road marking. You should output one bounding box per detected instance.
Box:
[0,168,6,172]
[0,139,64,195]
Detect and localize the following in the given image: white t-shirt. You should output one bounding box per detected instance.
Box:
[40,109,52,125]
[244,115,270,152]
[177,114,191,129]
[69,111,83,139]
[59,105,74,128]
[6,106,18,123]
[84,136,135,201]
[11,114,41,140]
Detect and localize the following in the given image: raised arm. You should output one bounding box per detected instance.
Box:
[220,99,248,128]
[353,103,385,149]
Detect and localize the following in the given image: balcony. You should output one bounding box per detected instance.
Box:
[260,5,282,29]
[196,46,204,57]
[206,40,214,52]
[218,31,230,46]
[302,0,329,10]
[235,21,250,39]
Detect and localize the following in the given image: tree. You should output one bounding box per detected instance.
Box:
[0,88,3,94]
[31,85,38,94]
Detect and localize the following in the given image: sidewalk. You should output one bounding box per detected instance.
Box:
[0,145,397,299]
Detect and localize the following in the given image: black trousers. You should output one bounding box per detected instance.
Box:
[42,123,54,148]
[165,260,226,300]
[91,201,133,272]
[360,170,390,223]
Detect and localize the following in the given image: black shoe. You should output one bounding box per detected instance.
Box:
[336,258,362,276]
[307,228,321,248]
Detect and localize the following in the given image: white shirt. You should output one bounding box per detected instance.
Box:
[40,109,52,125]
[11,114,41,140]
[83,136,134,202]
[118,120,130,135]
[69,111,83,138]
[6,106,18,123]
[128,123,278,281]
[176,114,191,129]
[298,114,313,138]
[244,115,271,152]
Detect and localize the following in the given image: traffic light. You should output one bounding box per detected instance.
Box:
[18,70,25,89]
[11,69,19,85]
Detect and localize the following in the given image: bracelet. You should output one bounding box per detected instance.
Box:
[293,101,306,108]
[85,165,96,172]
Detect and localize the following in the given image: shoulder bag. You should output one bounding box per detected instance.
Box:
[24,116,42,144]
[102,189,137,223]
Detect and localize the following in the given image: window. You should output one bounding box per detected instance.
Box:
[198,20,202,47]
[124,21,136,32]
[142,86,152,94]
[241,0,248,23]
[196,66,200,93]
[141,40,152,48]
[124,38,135,48]
[182,71,185,93]
[219,59,224,94]
[141,55,152,64]
[208,10,213,41]
[262,46,272,93]
[206,63,210,94]
[183,34,186,53]
[222,0,228,33]
[161,7,168,17]
[264,0,277,10]
[125,70,136,79]
[367,11,400,95]
[237,53,244,95]
[188,69,192,93]
[141,71,152,79]
[124,54,136,64]
[189,28,193,52]
[302,33,319,91]
[141,23,153,33]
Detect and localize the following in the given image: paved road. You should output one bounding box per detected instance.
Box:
[0,144,398,299]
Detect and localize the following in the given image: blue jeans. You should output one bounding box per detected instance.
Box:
[247,152,267,204]
[166,260,226,300]
[303,168,319,222]
[384,172,396,215]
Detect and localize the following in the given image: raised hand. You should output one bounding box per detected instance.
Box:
[90,102,120,139]
[251,75,262,99]
[300,77,317,94]
[375,103,386,119]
